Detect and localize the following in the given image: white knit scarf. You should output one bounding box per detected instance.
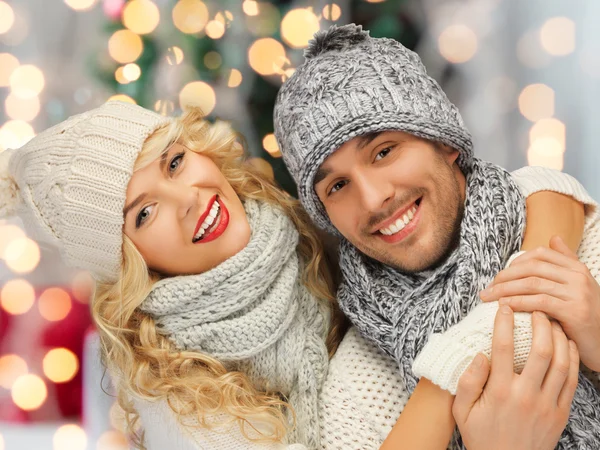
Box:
[139,199,329,449]
[337,158,600,449]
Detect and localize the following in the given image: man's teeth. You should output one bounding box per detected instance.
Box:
[193,201,220,241]
[379,204,418,236]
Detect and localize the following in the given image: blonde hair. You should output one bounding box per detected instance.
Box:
[91,108,345,448]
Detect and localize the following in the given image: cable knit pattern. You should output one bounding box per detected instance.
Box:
[337,161,600,449]
[139,200,329,449]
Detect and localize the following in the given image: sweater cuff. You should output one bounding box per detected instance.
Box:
[412,333,481,395]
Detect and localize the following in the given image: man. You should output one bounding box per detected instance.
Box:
[274,24,600,448]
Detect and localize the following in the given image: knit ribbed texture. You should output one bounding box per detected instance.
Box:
[139,200,329,449]
[1,101,170,283]
[274,24,473,233]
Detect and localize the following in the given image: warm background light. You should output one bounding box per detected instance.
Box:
[0,225,25,257]
[528,138,564,171]
[0,53,19,87]
[1,278,36,315]
[4,237,41,274]
[540,17,576,56]
[108,30,144,64]
[179,81,216,114]
[38,287,72,322]
[11,374,47,411]
[166,46,184,65]
[281,8,320,49]
[227,69,243,87]
[0,120,35,149]
[5,94,41,122]
[0,1,15,34]
[71,271,94,304]
[438,24,478,64]
[96,430,128,450]
[243,0,258,16]
[114,66,128,84]
[10,64,45,99]
[154,99,175,116]
[248,38,286,76]
[53,424,87,450]
[64,0,98,11]
[262,133,281,157]
[123,63,141,82]
[322,3,342,21]
[518,83,555,122]
[107,94,136,104]
[529,118,566,151]
[0,354,28,389]
[122,0,160,35]
[204,51,222,69]
[43,348,79,383]
[172,0,209,34]
[205,20,225,39]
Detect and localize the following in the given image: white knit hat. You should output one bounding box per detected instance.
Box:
[0,101,171,283]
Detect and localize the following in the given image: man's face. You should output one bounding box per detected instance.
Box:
[314,131,466,273]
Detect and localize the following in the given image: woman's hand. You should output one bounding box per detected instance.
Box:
[453,305,578,450]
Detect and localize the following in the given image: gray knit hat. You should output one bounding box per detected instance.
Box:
[274,24,473,232]
[0,101,171,283]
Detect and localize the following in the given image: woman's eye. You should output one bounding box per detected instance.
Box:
[136,205,154,228]
[329,180,348,195]
[374,147,392,162]
[169,152,185,174]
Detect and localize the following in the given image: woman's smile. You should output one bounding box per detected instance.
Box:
[192,195,230,244]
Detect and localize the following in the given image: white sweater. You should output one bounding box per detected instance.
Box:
[135,166,598,450]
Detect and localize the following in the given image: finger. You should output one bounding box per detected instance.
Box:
[542,321,571,399]
[521,311,554,388]
[497,294,569,323]
[558,340,580,409]
[508,246,583,272]
[550,235,579,261]
[452,353,491,424]
[481,277,568,303]
[486,260,571,291]
[489,305,515,385]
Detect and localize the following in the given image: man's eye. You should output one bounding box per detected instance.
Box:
[374,147,392,162]
[136,205,154,228]
[169,152,185,173]
[329,180,348,195]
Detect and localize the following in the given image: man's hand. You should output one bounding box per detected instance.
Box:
[480,235,600,371]
[453,305,579,450]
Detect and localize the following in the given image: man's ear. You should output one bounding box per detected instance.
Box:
[438,143,460,165]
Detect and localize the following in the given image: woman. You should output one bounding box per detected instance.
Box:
[0,101,587,449]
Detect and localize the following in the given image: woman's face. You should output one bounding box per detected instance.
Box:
[123,143,251,276]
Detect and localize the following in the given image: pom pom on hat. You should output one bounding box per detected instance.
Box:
[304,24,369,59]
[0,148,20,218]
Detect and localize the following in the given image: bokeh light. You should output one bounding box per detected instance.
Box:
[179,81,216,114]
[123,63,141,82]
[166,46,184,65]
[53,424,87,450]
[528,138,564,171]
[206,20,225,39]
[114,66,128,84]
[71,270,94,303]
[11,374,47,411]
[0,1,15,34]
[4,237,41,274]
[122,0,160,35]
[172,0,209,34]
[0,120,35,150]
[204,51,222,69]
[281,8,320,49]
[154,99,175,116]
[9,64,45,99]
[96,430,129,450]
[322,3,342,21]
[245,2,280,37]
[517,30,551,69]
[1,279,35,315]
[107,94,136,104]
[0,354,28,389]
[262,133,281,157]
[5,94,41,122]
[529,118,566,151]
[365,0,386,3]
[43,348,79,383]
[228,69,243,87]
[243,0,258,16]
[108,30,143,64]
[38,287,72,322]
[0,53,19,87]
[0,224,25,257]
[64,0,98,11]
[518,83,555,122]
[540,17,575,56]
[248,38,286,76]
[438,24,478,64]
[0,432,4,450]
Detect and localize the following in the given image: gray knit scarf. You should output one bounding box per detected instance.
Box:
[337,158,600,449]
[139,199,329,449]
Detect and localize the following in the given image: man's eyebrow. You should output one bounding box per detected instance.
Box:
[123,193,147,219]
[314,166,331,186]
[356,131,383,150]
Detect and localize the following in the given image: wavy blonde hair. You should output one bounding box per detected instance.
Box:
[91,108,346,448]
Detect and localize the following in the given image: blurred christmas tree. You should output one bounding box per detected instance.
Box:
[91,0,423,196]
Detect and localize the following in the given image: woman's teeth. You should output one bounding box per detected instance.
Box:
[379,204,417,236]
[193,201,220,242]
